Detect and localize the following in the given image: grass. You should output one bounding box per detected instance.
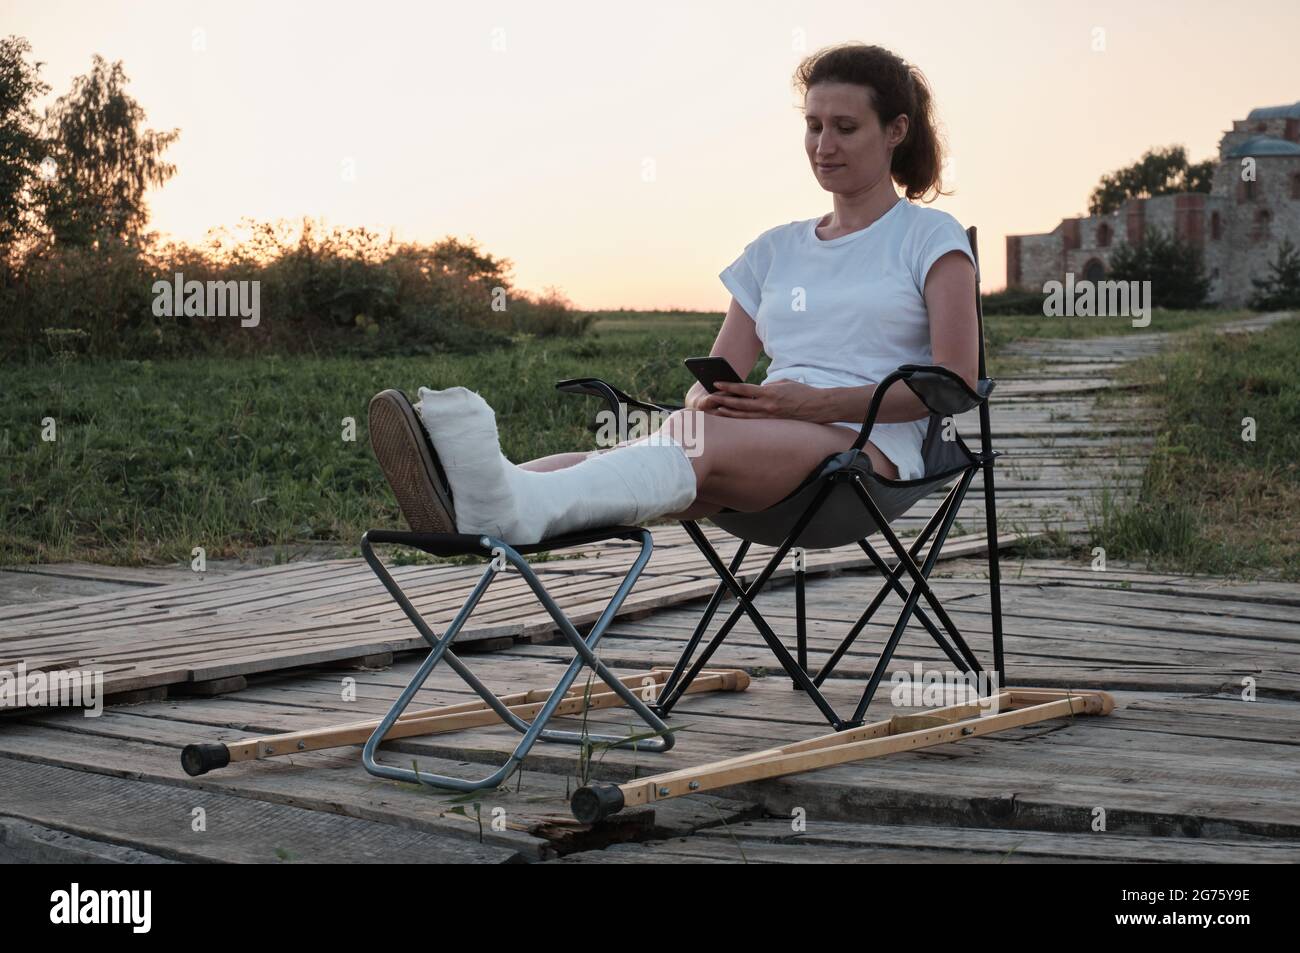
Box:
[0,312,729,565]
[0,306,1270,568]
[978,307,1253,354]
[1086,315,1300,580]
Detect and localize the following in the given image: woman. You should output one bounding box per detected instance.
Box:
[369,43,979,546]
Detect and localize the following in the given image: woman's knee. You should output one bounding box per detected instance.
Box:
[658,408,705,443]
[659,408,718,476]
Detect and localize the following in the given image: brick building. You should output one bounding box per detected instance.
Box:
[1006,101,1300,306]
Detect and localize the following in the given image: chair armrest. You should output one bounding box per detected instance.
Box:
[896,364,995,417]
[555,377,681,418]
[849,364,995,453]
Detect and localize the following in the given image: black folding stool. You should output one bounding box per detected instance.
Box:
[556,225,1005,732]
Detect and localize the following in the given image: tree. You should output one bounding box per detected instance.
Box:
[0,35,50,267]
[35,54,178,247]
[1248,237,1300,311]
[1106,225,1210,309]
[1088,145,1215,216]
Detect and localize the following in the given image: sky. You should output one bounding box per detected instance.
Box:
[6,0,1298,308]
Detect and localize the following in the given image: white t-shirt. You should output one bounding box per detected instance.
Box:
[719,197,976,480]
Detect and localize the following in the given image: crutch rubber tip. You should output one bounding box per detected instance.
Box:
[571,782,625,824]
[181,743,230,776]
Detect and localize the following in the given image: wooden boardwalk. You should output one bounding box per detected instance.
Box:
[1,557,1296,863]
[1,312,1296,863]
[0,525,1019,702]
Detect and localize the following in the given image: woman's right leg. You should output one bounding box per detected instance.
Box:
[654,408,898,510]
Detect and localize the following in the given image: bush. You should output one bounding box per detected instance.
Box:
[1105,225,1210,309]
[1248,237,1300,311]
[0,219,589,362]
[981,287,1045,315]
[506,287,595,337]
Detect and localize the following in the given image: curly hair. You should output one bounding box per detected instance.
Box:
[794,43,949,202]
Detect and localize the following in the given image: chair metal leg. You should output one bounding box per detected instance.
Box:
[652,571,754,714]
[663,496,852,728]
[852,535,977,674]
[360,529,679,792]
[848,470,975,723]
[980,446,1007,684]
[815,479,972,685]
[656,538,750,708]
[793,547,807,691]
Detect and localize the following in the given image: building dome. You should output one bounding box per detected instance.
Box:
[1246,102,1300,121]
[1226,135,1300,158]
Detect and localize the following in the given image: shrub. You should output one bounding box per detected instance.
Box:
[981,287,1046,315]
[1248,237,1300,311]
[1105,225,1210,309]
[1,218,588,362]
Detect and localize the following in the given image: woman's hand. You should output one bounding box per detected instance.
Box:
[683,381,714,413]
[707,379,827,421]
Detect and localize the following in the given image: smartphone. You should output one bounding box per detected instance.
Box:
[685,356,744,394]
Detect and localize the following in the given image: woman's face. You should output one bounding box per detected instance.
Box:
[804,82,908,192]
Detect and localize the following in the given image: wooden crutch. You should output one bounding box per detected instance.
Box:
[181,667,749,776]
[571,687,1114,823]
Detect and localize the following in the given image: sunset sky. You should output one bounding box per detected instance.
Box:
[8,0,1298,309]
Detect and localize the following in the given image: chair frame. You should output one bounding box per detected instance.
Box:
[558,226,1005,732]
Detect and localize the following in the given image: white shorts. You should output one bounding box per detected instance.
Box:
[828,417,928,481]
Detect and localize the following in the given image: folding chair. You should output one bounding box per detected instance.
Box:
[553,226,1116,823]
[182,451,750,787]
[559,225,1005,734]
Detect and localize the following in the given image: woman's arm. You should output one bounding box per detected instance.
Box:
[709,249,980,424]
[684,296,765,411]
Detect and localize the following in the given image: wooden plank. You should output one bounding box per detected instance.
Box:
[0,757,519,864]
[693,820,1298,863]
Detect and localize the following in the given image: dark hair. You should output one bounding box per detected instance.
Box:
[793,43,948,202]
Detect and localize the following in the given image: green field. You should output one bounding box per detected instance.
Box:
[0,307,1278,569]
[2,311,731,565]
[1092,315,1300,580]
